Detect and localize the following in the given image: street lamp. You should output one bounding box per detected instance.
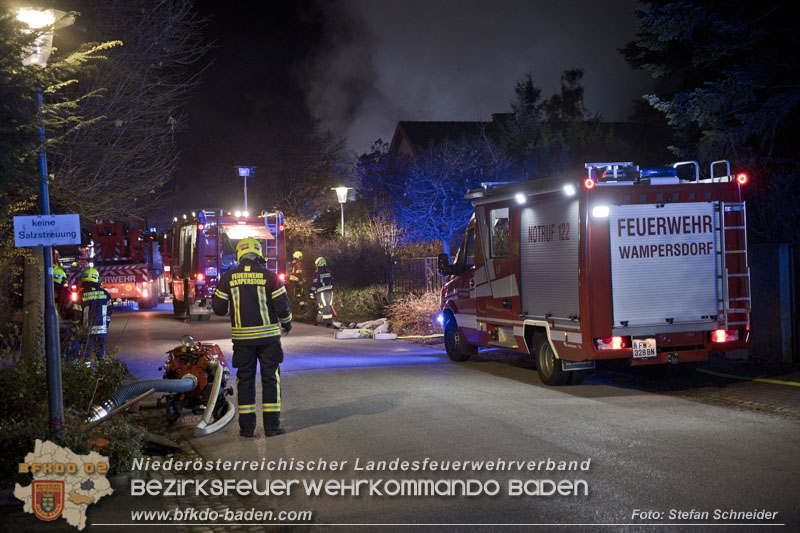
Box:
[17,6,74,433]
[331,187,351,239]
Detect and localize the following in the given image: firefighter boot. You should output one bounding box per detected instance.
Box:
[265,425,286,437]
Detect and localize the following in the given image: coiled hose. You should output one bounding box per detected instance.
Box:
[87,376,197,422]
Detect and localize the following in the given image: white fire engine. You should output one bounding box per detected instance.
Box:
[438,160,751,385]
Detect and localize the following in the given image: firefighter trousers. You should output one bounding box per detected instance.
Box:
[316,289,333,326]
[232,341,284,432]
[292,284,307,312]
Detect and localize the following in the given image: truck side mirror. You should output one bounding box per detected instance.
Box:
[437,253,453,276]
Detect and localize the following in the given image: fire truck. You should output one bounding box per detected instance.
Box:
[438,160,751,386]
[74,219,166,309]
[170,210,286,320]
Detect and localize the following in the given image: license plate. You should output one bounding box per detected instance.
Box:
[632,338,657,359]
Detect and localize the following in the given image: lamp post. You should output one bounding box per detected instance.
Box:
[331,187,351,239]
[17,7,74,433]
[237,166,255,214]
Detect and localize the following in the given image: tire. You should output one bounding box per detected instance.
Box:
[172,298,185,316]
[444,318,476,362]
[138,297,153,310]
[567,370,587,385]
[535,336,570,386]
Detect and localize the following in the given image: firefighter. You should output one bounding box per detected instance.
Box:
[72,267,112,360]
[310,257,334,326]
[288,251,307,313]
[212,237,292,438]
[52,266,71,319]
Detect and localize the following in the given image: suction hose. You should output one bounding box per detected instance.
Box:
[87,375,197,422]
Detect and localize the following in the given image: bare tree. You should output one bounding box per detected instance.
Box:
[48,0,211,220]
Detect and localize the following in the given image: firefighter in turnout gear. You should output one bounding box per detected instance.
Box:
[212,237,292,437]
[72,267,112,359]
[288,251,307,313]
[52,265,71,320]
[311,257,334,326]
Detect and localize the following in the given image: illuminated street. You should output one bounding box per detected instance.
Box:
[104,304,800,527]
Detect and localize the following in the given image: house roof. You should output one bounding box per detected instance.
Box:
[389,115,511,156]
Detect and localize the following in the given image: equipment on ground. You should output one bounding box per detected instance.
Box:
[438,160,751,385]
[170,209,286,320]
[87,335,235,437]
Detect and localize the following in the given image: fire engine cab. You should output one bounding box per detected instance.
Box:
[438,160,751,385]
[170,209,286,320]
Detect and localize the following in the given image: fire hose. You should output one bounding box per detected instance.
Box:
[87,376,197,422]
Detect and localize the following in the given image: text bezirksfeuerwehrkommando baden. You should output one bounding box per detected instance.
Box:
[132,456,591,473]
[131,457,592,498]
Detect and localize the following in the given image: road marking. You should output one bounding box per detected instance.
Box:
[697,368,800,387]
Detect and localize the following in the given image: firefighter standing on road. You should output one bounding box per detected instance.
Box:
[310,257,334,326]
[288,251,307,313]
[72,267,112,359]
[212,237,292,438]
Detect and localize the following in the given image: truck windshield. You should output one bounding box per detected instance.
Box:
[220,224,272,266]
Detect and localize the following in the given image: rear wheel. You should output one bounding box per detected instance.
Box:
[535,336,569,386]
[567,370,587,385]
[444,318,476,362]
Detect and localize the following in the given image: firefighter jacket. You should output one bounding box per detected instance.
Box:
[289,260,303,283]
[311,265,333,294]
[212,258,292,345]
[73,284,112,335]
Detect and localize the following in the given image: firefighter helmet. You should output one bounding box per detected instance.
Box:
[52,266,66,284]
[236,237,263,261]
[293,251,303,260]
[80,267,100,284]
[315,257,327,267]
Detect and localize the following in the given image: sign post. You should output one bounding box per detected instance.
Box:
[15,214,81,434]
[237,166,255,213]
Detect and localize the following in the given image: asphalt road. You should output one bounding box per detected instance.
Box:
[101,303,799,530]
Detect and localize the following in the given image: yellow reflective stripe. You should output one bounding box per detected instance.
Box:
[262,402,281,412]
[272,286,287,298]
[238,404,256,413]
[214,289,229,300]
[257,286,270,326]
[276,368,281,404]
[232,287,241,327]
[279,313,292,324]
[322,314,333,319]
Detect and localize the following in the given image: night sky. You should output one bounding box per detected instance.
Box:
[175,0,652,210]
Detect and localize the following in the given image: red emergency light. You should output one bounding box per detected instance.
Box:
[584,177,595,189]
[198,223,205,231]
[142,287,149,298]
[712,329,739,343]
[197,273,205,282]
[71,291,78,302]
[736,173,748,185]
[279,224,285,232]
[278,273,286,282]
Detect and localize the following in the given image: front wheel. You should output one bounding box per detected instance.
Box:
[444,318,476,362]
[535,336,570,386]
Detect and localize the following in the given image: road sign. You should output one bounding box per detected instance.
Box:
[14,214,81,247]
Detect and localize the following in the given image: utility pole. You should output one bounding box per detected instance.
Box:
[237,166,255,213]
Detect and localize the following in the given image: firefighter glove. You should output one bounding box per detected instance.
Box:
[282,323,292,334]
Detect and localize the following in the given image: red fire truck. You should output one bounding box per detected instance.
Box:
[170,210,286,320]
[438,160,751,385]
[72,219,166,309]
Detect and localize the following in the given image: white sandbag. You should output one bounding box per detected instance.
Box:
[332,321,343,329]
[372,321,390,335]
[374,333,397,340]
[335,328,369,339]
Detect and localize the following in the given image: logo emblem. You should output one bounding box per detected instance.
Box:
[32,480,65,521]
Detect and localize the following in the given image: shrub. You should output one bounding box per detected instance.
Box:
[0,355,140,489]
[386,291,441,336]
[332,285,390,322]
